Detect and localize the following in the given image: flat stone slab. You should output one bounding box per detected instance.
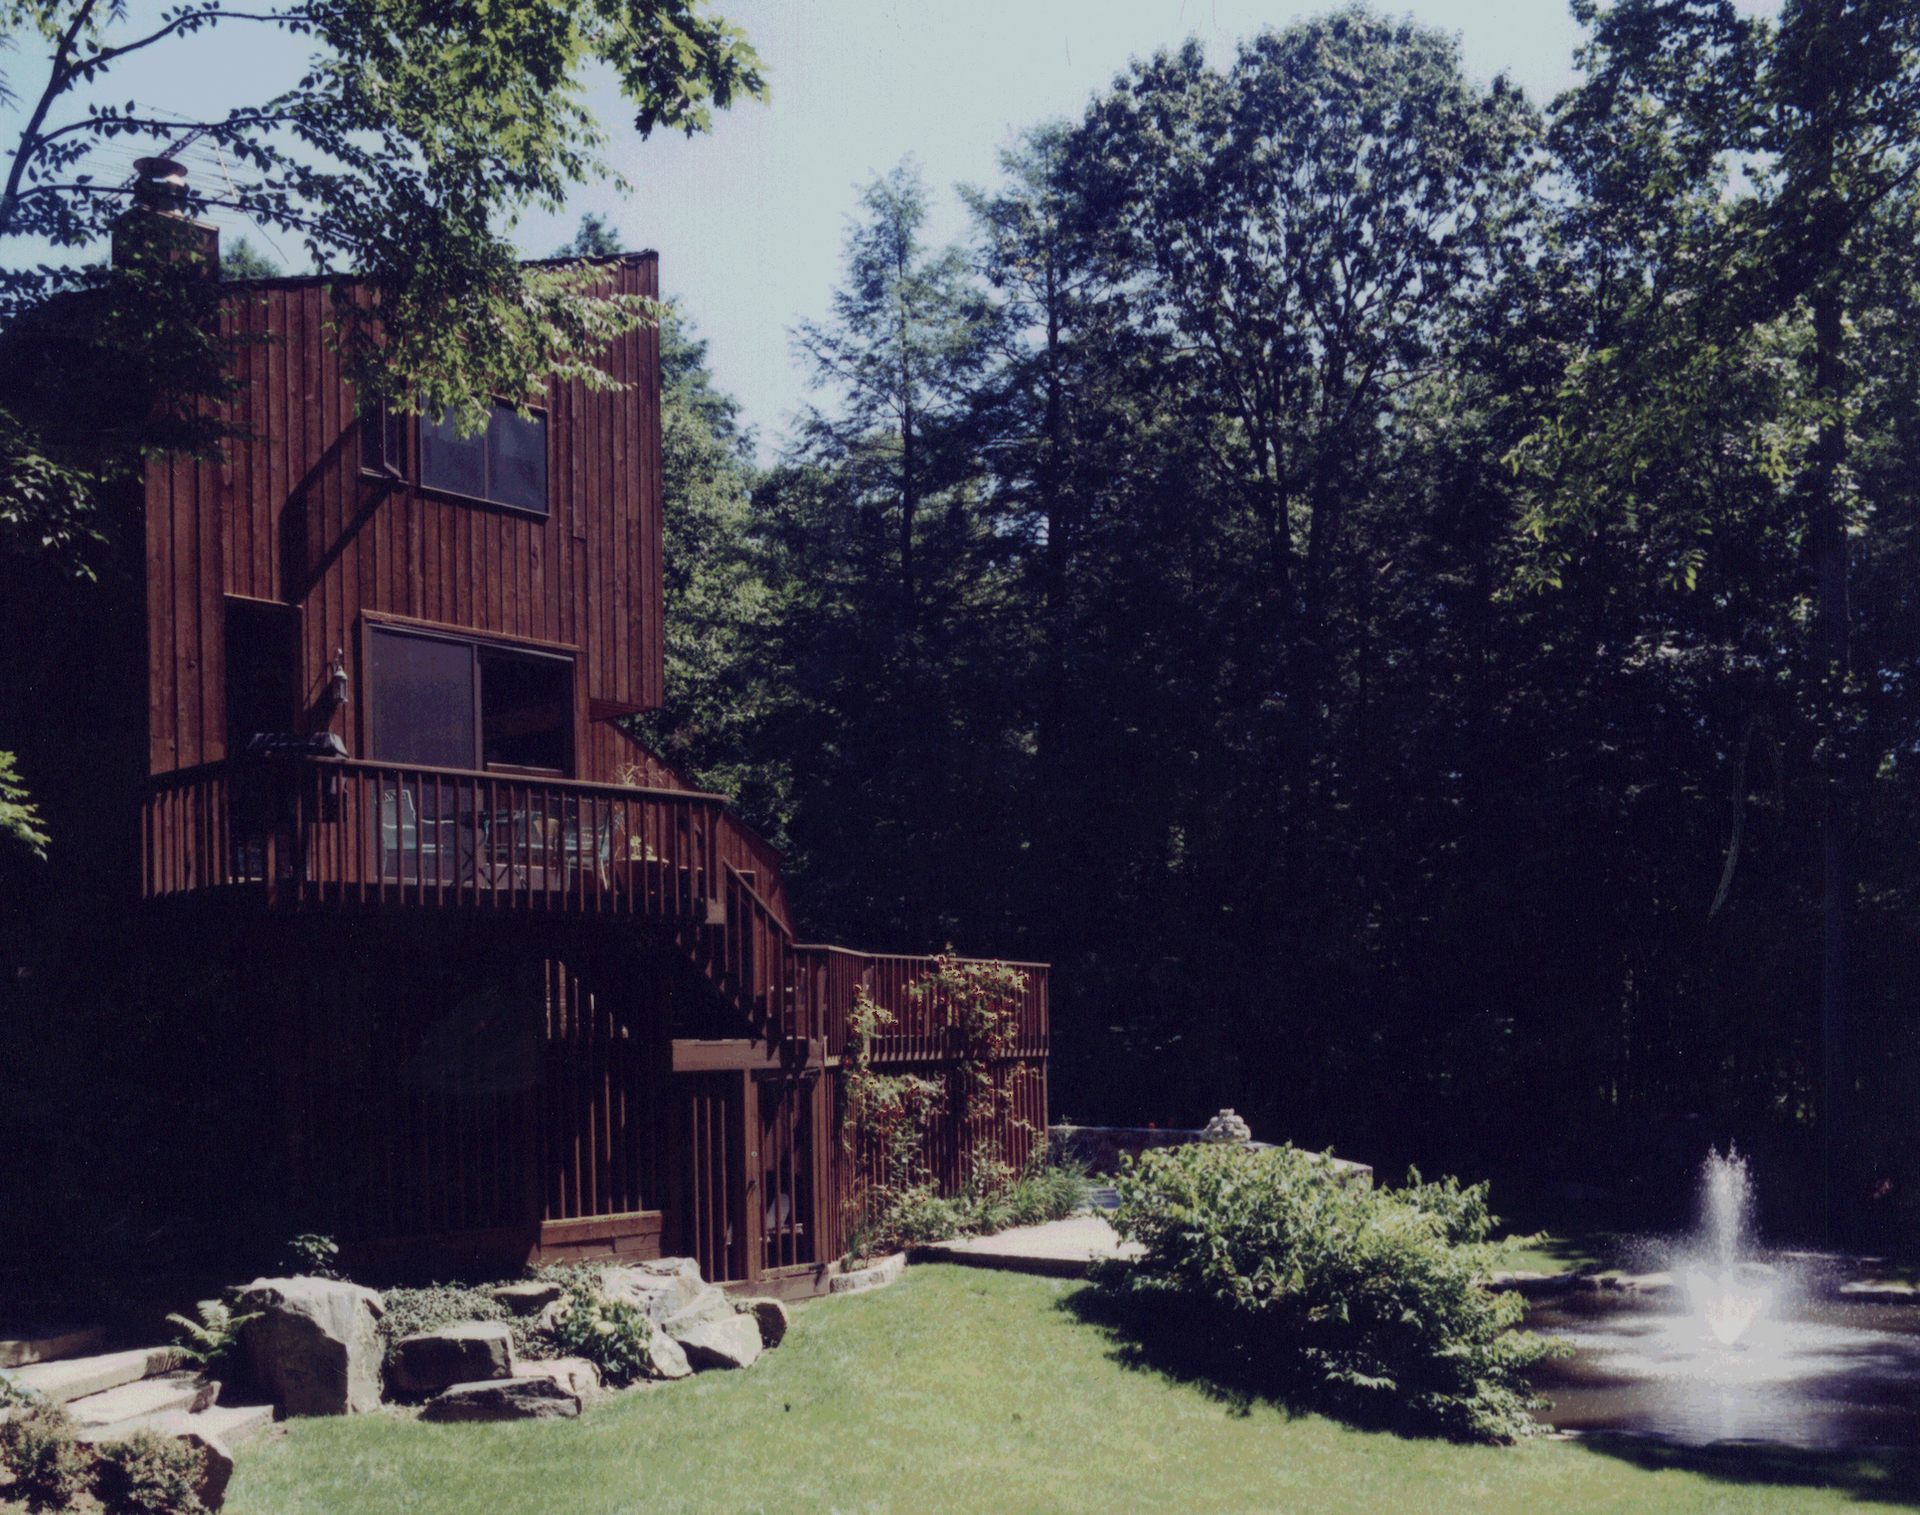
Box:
[79,1414,235,1509]
[67,1376,206,1427]
[420,1376,581,1421]
[519,1357,600,1399]
[390,1322,515,1395]
[912,1218,1144,1278]
[80,1403,277,1449]
[490,1283,564,1316]
[828,1253,906,1294]
[11,1346,185,1405]
[0,1326,106,1370]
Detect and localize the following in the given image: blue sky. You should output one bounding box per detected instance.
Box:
[1,0,1777,456]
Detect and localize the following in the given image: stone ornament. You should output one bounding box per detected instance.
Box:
[1200,1109,1252,1144]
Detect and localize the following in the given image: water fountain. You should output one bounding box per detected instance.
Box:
[1525,1147,1920,1447]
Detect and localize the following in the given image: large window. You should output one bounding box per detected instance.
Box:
[368,624,573,776]
[420,401,548,515]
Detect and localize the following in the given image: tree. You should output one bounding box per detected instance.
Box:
[218,235,280,281]
[791,160,1001,633]
[1538,0,1920,1231]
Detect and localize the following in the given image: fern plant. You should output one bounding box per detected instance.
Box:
[164,1300,259,1373]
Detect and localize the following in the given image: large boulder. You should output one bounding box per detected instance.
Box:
[388,1323,516,1396]
[419,1376,581,1421]
[235,1277,385,1415]
[668,1313,761,1371]
[599,1259,705,1326]
[661,1285,734,1336]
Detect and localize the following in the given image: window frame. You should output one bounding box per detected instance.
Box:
[359,399,408,481]
[362,617,577,779]
[417,398,551,518]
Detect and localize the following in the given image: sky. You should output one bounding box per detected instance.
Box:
[2,0,1777,458]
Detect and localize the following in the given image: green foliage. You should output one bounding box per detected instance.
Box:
[545,1287,653,1387]
[376,1285,547,1369]
[0,1369,44,1412]
[0,748,47,860]
[92,1428,207,1515]
[0,1402,92,1514]
[284,1233,344,1280]
[1099,1144,1560,1442]
[841,959,1063,1255]
[218,236,280,282]
[164,1298,260,1373]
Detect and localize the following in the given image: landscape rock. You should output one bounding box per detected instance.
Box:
[661,1286,735,1338]
[419,1376,581,1421]
[235,1277,385,1415]
[670,1314,761,1371]
[644,1333,691,1380]
[490,1282,564,1316]
[600,1259,704,1325]
[389,1323,516,1395]
[745,1297,789,1349]
[521,1356,601,1399]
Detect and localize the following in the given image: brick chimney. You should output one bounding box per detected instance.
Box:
[111,157,219,271]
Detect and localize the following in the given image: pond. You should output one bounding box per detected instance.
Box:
[1528,1272,1920,1448]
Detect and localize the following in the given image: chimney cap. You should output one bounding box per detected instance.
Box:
[132,156,189,183]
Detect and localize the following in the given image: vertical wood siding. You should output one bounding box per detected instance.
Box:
[145,257,664,777]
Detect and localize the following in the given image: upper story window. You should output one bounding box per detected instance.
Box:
[420,401,548,516]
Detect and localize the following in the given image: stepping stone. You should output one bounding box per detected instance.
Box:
[194,1403,278,1447]
[11,1346,185,1405]
[76,1402,275,1449]
[67,1376,205,1427]
[0,1326,106,1370]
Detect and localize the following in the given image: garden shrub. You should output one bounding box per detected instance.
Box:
[0,1402,93,1513]
[545,1287,653,1386]
[93,1429,207,1515]
[1098,1143,1560,1442]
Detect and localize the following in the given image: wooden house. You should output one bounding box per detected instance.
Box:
[130,214,1048,1292]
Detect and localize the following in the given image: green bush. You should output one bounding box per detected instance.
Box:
[0,1402,93,1513]
[0,1369,44,1413]
[545,1287,652,1386]
[1098,1143,1560,1442]
[864,1151,1089,1250]
[93,1429,207,1515]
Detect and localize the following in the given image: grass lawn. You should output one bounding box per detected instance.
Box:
[220,1264,1919,1515]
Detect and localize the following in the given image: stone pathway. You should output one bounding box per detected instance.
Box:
[911,1216,1142,1278]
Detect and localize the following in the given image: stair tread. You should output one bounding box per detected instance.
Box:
[0,1326,107,1371]
[10,1346,186,1404]
[67,1377,202,1427]
[79,1403,276,1448]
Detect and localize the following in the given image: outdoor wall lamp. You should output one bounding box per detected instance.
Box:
[327,648,350,709]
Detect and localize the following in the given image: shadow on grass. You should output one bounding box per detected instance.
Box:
[1054,1281,1305,1422]
[1571,1434,1920,1507]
